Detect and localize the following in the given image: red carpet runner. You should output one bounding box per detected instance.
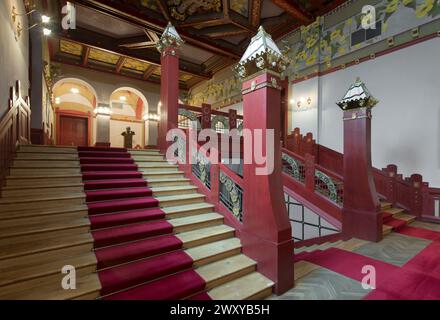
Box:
[78,147,207,300]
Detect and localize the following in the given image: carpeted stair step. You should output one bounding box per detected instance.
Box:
[87,197,159,215]
[99,250,194,296]
[0,231,94,261]
[81,164,138,172]
[133,157,167,162]
[155,193,206,208]
[105,269,206,300]
[82,171,142,181]
[383,207,406,215]
[145,177,191,187]
[103,238,242,300]
[78,146,127,153]
[5,175,83,187]
[0,273,101,300]
[0,193,85,212]
[80,157,134,164]
[1,184,84,198]
[78,151,131,158]
[206,272,274,300]
[0,204,88,220]
[152,185,198,196]
[85,187,153,202]
[92,220,173,248]
[90,208,165,229]
[382,212,394,223]
[0,250,97,289]
[95,224,235,269]
[0,214,90,239]
[384,217,408,231]
[84,179,147,190]
[95,234,183,269]
[162,203,216,219]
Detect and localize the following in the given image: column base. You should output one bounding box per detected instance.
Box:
[240,230,294,295]
[342,207,382,242]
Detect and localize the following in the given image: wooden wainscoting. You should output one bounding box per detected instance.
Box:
[0,81,31,190]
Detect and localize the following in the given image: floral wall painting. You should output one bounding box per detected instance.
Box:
[280,0,440,76]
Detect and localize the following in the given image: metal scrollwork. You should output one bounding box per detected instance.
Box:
[171,133,185,163]
[211,115,229,131]
[315,170,338,202]
[282,153,300,180]
[219,171,242,220]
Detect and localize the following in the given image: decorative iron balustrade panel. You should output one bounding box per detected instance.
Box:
[285,194,340,241]
[191,152,211,189]
[219,171,243,222]
[211,115,229,134]
[172,133,186,163]
[314,170,344,205]
[281,152,305,183]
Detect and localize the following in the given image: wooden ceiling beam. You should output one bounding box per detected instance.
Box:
[197,25,249,39]
[82,46,91,66]
[143,65,156,80]
[54,27,211,79]
[115,56,126,73]
[69,0,241,59]
[271,0,314,24]
[155,0,171,21]
[228,11,258,33]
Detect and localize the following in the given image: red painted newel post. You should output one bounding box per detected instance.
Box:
[201,103,212,129]
[337,78,382,242]
[235,26,294,294]
[157,23,183,154]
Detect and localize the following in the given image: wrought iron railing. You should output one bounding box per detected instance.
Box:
[285,193,339,241]
[282,152,305,183]
[219,170,243,222]
[192,152,211,190]
[314,169,344,205]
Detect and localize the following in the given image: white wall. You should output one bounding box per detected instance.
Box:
[291,38,440,186]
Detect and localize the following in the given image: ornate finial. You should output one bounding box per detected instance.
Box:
[156,22,184,53]
[233,25,288,78]
[336,78,379,110]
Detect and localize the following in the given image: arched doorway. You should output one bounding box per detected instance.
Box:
[109,87,149,148]
[53,78,97,146]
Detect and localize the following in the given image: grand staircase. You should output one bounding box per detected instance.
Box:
[0,145,273,300]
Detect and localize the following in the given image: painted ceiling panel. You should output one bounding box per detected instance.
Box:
[60,40,83,56]
[88,48,120,64]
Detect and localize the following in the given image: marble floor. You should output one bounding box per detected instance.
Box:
[271,224,439,300]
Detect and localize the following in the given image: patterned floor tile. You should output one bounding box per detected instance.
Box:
[270,268,371,300]
[352,233,430,266]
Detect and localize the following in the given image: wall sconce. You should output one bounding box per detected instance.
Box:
[54,97,61,105]
[144,113,160,121]
[296,97,312,108]
[94,106,112,115]
[12,6,52,38]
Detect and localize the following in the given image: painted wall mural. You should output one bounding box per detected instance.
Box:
[280,0,440,75]
[188,74,242,106]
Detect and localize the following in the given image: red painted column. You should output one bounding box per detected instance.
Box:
[240,71,294,294]
[157,23,183,153]
[341,107,381,242]
[158,46,179,153]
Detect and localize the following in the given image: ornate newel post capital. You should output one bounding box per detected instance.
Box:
[156,22,184,55]
[338,78,382,242]
[337,77,379,120]
[234,26,288,80]
[238,26,294,294]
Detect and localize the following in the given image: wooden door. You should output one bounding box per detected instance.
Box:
[59,116,88,146]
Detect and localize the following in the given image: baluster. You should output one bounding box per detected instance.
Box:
[385,164,398,206]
